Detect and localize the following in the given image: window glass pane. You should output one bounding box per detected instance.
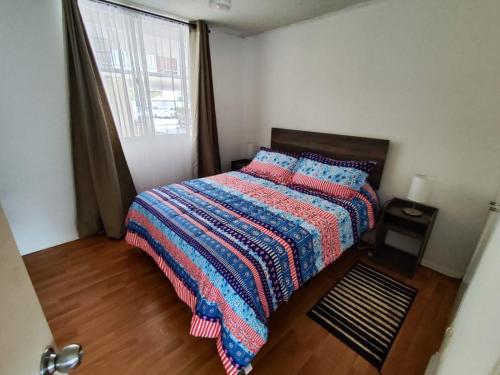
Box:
[146,54,157,72]
[78,0,191,138]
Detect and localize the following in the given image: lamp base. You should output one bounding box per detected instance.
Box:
[402,207,423,217]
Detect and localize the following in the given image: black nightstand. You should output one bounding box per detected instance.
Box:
[371,198,438,277]
[231,159,251,171]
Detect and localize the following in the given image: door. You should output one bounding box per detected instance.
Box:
[0,205,81,374]
[426,199,500,375]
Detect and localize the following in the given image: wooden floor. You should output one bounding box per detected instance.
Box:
[24,235,460,375]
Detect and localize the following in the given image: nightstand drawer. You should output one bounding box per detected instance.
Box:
[383,214,427,238]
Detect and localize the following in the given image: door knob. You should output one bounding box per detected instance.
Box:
[40,344,83,374]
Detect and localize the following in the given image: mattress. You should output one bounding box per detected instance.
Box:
[125,171,377,374]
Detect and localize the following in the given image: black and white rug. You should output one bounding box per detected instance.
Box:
[307,262,417,369]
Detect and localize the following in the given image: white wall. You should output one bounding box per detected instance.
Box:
[241,0,500,277]
[434,210,500,375]
[0,1,247,255]
[0,0,78,255]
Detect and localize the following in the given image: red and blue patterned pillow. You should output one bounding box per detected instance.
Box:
[241,147,299,185]
[301,152,376,174]
[289,153,376,199]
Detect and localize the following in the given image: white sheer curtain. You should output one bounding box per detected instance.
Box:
[79,0,194,192]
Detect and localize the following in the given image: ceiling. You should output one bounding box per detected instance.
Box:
[125,0,371,37]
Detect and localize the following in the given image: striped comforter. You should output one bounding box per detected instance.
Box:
[125,171,378,374]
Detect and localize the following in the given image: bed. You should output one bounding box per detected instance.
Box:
[125,128,389,374]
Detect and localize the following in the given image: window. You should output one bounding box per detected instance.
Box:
[111,49,132,70]
[146,54,157,72]
[156,56,178,74]
[79,0,191,137]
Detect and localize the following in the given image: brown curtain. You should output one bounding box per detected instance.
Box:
[63,0,136,239]
[192,21,222,177]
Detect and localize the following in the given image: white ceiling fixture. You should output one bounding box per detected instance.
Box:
[128,0,372,37]
[209,0,231,12]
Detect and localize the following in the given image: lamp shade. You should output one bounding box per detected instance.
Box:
[407,174,434,203]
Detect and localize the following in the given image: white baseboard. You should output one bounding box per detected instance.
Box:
[424,352,440,375]
[420,260,463,279]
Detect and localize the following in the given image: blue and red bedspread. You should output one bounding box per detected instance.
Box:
[125,171,378,374]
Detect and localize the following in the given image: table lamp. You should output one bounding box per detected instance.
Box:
[403,174,434,217]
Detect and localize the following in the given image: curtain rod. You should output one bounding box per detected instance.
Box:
[91,0,195,28]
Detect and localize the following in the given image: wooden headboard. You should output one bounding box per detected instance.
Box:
[270,128,390,189]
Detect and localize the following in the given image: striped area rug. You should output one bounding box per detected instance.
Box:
[307,262,417,369]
